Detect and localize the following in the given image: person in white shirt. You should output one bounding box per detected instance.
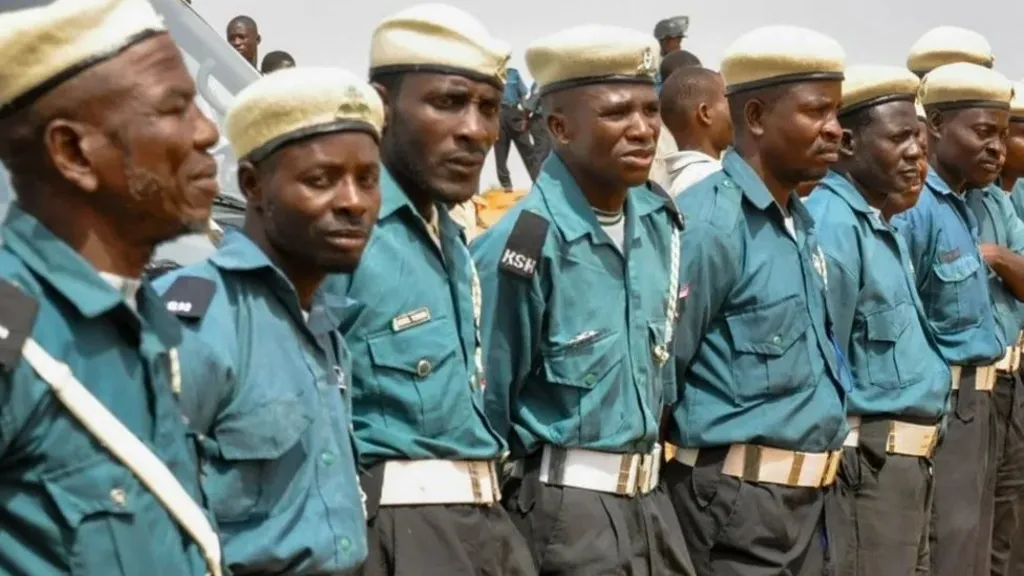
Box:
[659,66,733,196]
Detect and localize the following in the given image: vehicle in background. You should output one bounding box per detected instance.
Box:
[0,0,258,268]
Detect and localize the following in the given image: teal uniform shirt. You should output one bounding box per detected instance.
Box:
[318,168,505,466]
[1011,179,1024,221]
[153,230,366,574]
[470,154,683,457]
[891,168,1005,365]
[0,205,213,576]
[965,183,1024,345]
[805,172,950,419]
[669,149,849,452]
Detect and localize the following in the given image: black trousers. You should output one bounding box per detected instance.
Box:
[988,371,1024,576]
[502,469,694,575]
[495,105,540,189]
[662,452,846,576]
[929,369,993,576]
[359,465,536,576]
[838,419,932,576]
[528,114,551,170]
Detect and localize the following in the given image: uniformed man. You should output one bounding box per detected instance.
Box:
[804,65,949,576]
[317,5,534,574]
[153,67,382,575]
[495,66,538,190]
[974,83,1024,576]
[0,0,223,574]
[471,24,695,575]
[652,16,689,95]
[1005,89,1024,576]
[906,25,994,79]
[891,62,1014,576]
[664,25,850,575]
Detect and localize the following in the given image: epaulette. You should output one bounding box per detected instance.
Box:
[0,279,39,370]
[498,210,549,280]
[144,259,182,281]
[646,180,685,229]
[160,276,216,320]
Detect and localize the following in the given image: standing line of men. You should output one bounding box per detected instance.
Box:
[8,2,1024,576]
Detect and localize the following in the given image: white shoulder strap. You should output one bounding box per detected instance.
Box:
[20,338,223,576]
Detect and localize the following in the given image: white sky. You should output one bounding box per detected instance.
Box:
[193,0,1024,191]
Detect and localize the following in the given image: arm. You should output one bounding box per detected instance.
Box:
[979,192,1024,301]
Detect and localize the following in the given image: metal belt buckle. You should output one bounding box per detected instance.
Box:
[616,453,641,496]
[821,451,842,487]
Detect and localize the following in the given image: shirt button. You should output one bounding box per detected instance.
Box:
[772,335,782,344]
[110,487,127,507]
[415,359,432,377]
[340,537,352,553]
[321,452,336,466]
[583,374,597,387]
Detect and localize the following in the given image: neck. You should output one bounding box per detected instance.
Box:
[24,192,152,278]
[671,129,720,159]
[562,155,628,213]
[842,167,893,221]
[1001,172,1019,193]
[383,157,435,219]
[930,153,966,194]
[735,141,793,213]
[242,219,324,311]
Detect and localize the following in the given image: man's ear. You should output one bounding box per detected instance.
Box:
[927,108,943,141]
[547,112,571,146]
[372,82,393,134]
[744,97,767,138]
[44,118,100,195]
[839,128,856,159]
[696,102,712,128]
[237,161,263,208]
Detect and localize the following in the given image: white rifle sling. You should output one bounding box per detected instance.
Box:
[20,338,223,576]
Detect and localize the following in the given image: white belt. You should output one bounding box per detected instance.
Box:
[674,444,840,488]
[995,344,1022,373]
[951,364,997,391]
[378,460,500,506]
[843,416,939,457]
[512,445,662,497]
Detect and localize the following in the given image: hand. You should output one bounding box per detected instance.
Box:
[979,243,1003,268]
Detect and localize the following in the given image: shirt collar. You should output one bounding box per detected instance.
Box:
[376,166,466,243]
[536,153,669,243]
[0,203,181,346]
[925,166,957,196]
[817,170,890,232]
[721,148,813,223]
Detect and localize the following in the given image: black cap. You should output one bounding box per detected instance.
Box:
[654,16,689,40]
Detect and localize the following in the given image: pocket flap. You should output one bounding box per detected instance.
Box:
[43,458,139,527]
[865,303,912,343]
[542,330,623,389]
[367,319,459,376]
[726,295,809,356]
[933,254,981,283]
[215,394,314,461]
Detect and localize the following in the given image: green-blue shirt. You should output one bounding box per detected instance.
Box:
[1010,179,1024,221]
[318,168,505,466]
[966,183,1024,345]
[153,231,365,574]
[892,168,1005,364]
[0,205,214,576]
[668,150,849,452]
[470,154,682,456]
[805,172,950,419]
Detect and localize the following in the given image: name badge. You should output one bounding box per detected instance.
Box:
[391,307,431,332]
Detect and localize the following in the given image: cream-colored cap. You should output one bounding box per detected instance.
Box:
[226,67,385,163]
[919,62,1013,111]
[0,0,166,117]
[526,25,660,96]
[721,25,845,95]
[369,4,510,87]
[840,65,919,115]
[1011,82,1024,120]
[907,26,994,75]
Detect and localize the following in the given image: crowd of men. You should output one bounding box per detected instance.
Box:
[1,1,1024,576]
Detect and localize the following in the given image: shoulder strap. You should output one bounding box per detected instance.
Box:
[646,180,685,229]
[6,278,223,576]
[161,276,216,320]
[499,210,550,280]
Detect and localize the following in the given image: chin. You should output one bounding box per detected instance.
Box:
[317,252,364,275]
[434,181,479,205]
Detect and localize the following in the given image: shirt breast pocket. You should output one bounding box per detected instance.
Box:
[725,295,813,400]
[542,330,625,444]
[931,253,984,332]
[203,393,314,523]
[367,318,462,437]
[42,457,150,576]
[862,303,913,389]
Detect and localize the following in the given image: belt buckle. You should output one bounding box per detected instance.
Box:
[821,451,841,487]
[616,453,640,496]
